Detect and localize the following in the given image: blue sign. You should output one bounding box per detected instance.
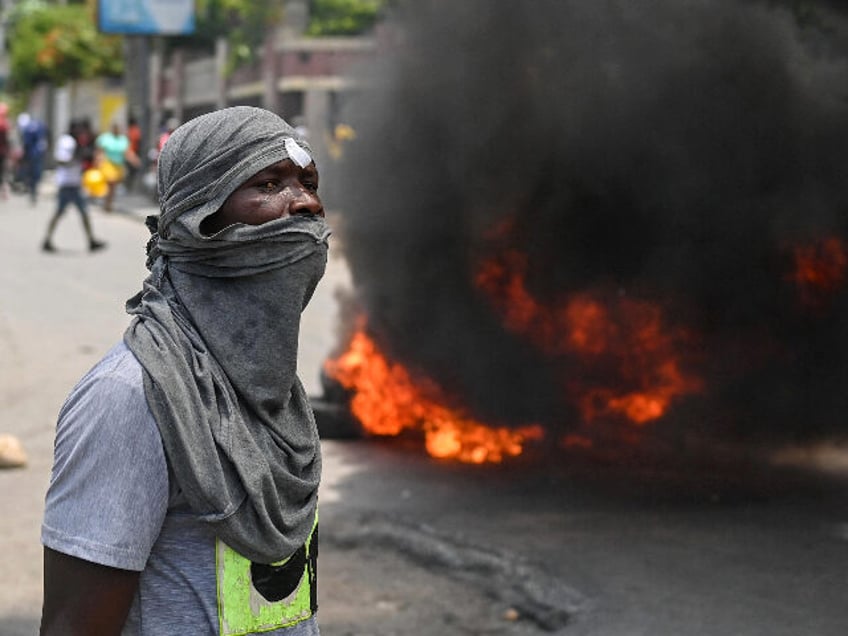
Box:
[98,0,195,35]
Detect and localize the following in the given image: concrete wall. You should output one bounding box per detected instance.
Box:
[155,32,376,161]
[46,78,127,153]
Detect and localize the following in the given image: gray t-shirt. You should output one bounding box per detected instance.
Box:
[42,342,320,636]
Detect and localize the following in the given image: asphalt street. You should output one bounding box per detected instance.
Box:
[1,183,848,636]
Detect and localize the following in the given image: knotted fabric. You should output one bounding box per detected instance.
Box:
[124,106,330,563]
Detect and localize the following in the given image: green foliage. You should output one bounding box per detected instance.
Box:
[307,0,389,36]
[6,0,124,92]
[185,0,393,72]
[184,0,282,68]
[4,0,394,94]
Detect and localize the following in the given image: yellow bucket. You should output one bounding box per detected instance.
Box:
[82,169,108,198]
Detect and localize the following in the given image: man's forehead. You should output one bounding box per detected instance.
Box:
[252,159,318,177]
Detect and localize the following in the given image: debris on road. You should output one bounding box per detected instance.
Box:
[0,434,27,469]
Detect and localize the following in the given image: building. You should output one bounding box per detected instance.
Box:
[17,0,381,167]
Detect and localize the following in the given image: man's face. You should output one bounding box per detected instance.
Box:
[201,159,324,235]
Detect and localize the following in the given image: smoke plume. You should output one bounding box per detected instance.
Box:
[329,0,848,452]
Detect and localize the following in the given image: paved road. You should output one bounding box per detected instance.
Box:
[2,186,848,636]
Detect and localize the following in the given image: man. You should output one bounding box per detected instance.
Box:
[40,106,329,635]
[41,120,107,253]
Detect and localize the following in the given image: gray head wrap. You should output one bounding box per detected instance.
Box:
[124,106,330,564]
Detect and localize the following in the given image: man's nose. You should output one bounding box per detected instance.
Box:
[290,190,325,217]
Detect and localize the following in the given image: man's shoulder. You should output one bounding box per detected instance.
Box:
[85,341,143,383]
[44,343,169,572]
[64,342,146,416]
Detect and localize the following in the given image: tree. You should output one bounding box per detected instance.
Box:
[4,0,394,96]
[6,0,124,93]
[307,0,392,36]
[178,0,283,69]
[181,0,392,71]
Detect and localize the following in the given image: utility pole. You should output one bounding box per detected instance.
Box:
[125,35,151,147]
[261,28,278,113]
[149,37,164,158]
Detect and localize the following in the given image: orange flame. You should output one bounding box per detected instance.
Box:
[324,330,544,463]
[475,249,702,426]
[326,221,705,462]
[789,237,847,309]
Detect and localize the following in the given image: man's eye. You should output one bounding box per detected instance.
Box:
[304,181,318,193]
[262,181,276,192]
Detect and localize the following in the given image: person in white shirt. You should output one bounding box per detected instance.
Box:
[41,120,106,253]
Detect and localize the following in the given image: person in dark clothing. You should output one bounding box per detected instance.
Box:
[74,119,97,171]
[0,103,10,199]
[18,113,48,204]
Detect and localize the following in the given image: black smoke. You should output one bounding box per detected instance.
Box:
[328,0,848,452]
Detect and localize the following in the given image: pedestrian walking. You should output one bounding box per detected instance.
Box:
[41,106,328,635]
[41,121,107,253]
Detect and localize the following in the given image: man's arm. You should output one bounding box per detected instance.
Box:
[40,547,140,636]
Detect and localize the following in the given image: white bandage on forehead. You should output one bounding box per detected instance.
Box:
[285,137,312,168]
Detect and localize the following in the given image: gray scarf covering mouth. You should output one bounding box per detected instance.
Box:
[123,106,330,564]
